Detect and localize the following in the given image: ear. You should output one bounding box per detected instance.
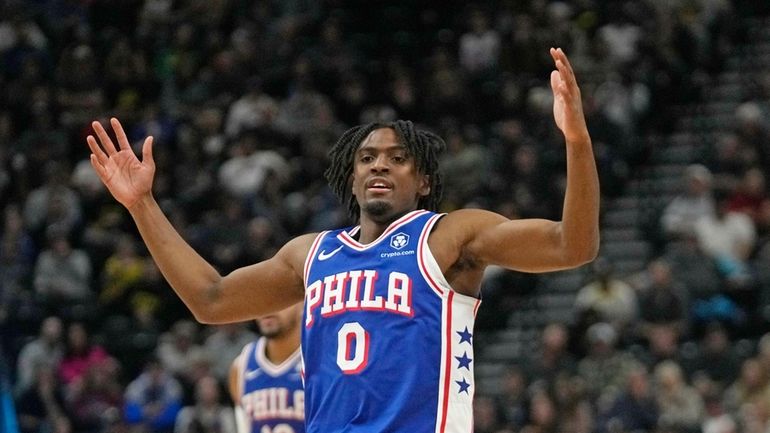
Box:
[418,174,430,197]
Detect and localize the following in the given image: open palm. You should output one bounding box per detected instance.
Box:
[87,118,155,209]
[549,48,590,145]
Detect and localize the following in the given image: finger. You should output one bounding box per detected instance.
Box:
[86,135,109,165]
[90,154,109,180]
[556,48,578,89]
[92,121,118,155]
[550,70,561,93]
[550,69,568,97]
[110,118,132,151]
[141,136,155,168]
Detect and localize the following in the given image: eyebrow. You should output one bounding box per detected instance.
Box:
[356,144,408,153]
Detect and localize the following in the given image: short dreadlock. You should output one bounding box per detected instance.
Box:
[325,120,446,221]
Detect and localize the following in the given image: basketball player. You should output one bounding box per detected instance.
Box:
[228,304,304,433]
[86,48,598,432]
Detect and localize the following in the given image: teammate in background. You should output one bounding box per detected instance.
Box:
[228,304,304,433]
[86,47,599,432]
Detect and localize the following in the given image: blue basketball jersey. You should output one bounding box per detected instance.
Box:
[302,210,481,433]
[236,337,305,433]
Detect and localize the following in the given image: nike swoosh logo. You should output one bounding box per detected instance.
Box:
[318,245,343,261]
[245,369,262,380]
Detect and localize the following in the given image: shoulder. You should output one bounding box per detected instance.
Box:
[426,208,507,271]
[438,208,508,231]
[431,208,508,250]
[276,232,322,268]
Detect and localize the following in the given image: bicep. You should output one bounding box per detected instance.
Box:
[203,235,313,324]
[466,215,573,273]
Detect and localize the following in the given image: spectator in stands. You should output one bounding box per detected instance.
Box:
[661,164,716,239]
[524,323,576,385]
[459,10,500,76]
[638,324,683,369]
[224,78,279,139]
[695,189,757,286]
[22,162,82,240]
[174,375,235,433]
[496,365,528,430]
[99,234,145,313]
[552,373,594,433]
[202,323,256,382]
[57,322,109,387]
[707,133,757,192]
[701,391,737,433]
[439,128,490,208]
[0,204,35,292]
[727,168,767,223]
[274,64,335,139]
[734,102,770,174]
[654,360,705,432]
[124,357,183,433]
[690,322,742,388]
[473,395,506,433]
[156,320,205,380]
[757,333,770,374]
[519,389,558,433]
[596,364,658,433]
[722,358,770,420]
[663,231,722,306]
[15,365,71,433]
[64,359,123,433]
[574,258,638,333]
[636,258,689,339]
[15,316,64,395]
[577,322,640,400]
[33,227,93,308]
[217,132,289,201]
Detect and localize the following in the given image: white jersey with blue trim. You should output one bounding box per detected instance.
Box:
[302,209,481,433]
[236,337,305,433]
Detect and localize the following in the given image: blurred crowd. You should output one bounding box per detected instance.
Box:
[2,0,770,433]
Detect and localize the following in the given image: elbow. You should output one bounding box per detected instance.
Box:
[563,236,600,268]
[188,280,228,325]
[190,309,220,325]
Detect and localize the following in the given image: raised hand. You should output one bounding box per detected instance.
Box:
[550,47,590,145]
[87,118,155,209]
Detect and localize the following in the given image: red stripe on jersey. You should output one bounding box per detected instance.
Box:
[417,214,445,297]
[439,290,454,433]
[304,232,327,284]
[339,210,429,250]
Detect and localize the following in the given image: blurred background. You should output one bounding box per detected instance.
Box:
[2,0,770,432]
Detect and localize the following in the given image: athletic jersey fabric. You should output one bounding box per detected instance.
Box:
[237,337,305,433]
[302,209,481,433]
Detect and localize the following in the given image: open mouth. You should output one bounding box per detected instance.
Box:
[366,178,393,192]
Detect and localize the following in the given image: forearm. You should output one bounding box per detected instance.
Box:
[560,139,600,263]
[127,195,223,321]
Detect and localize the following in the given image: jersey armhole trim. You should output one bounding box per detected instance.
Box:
[303,231,329,286]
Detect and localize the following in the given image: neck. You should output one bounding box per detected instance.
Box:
[264,329,300,365]
[357,208,416,244]
[357,219,392,244]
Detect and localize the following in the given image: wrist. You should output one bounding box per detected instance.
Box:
[566,137,593,155]
[127,194,156,214]
[566,135,591,148]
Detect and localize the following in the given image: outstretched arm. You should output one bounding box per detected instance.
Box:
[447,48,599,273]
[87,119,307,323]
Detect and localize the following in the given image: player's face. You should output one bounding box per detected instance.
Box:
[351,128,430,222]
[256,303,302,338]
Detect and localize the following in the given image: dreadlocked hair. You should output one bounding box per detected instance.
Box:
[325,120,446,221]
